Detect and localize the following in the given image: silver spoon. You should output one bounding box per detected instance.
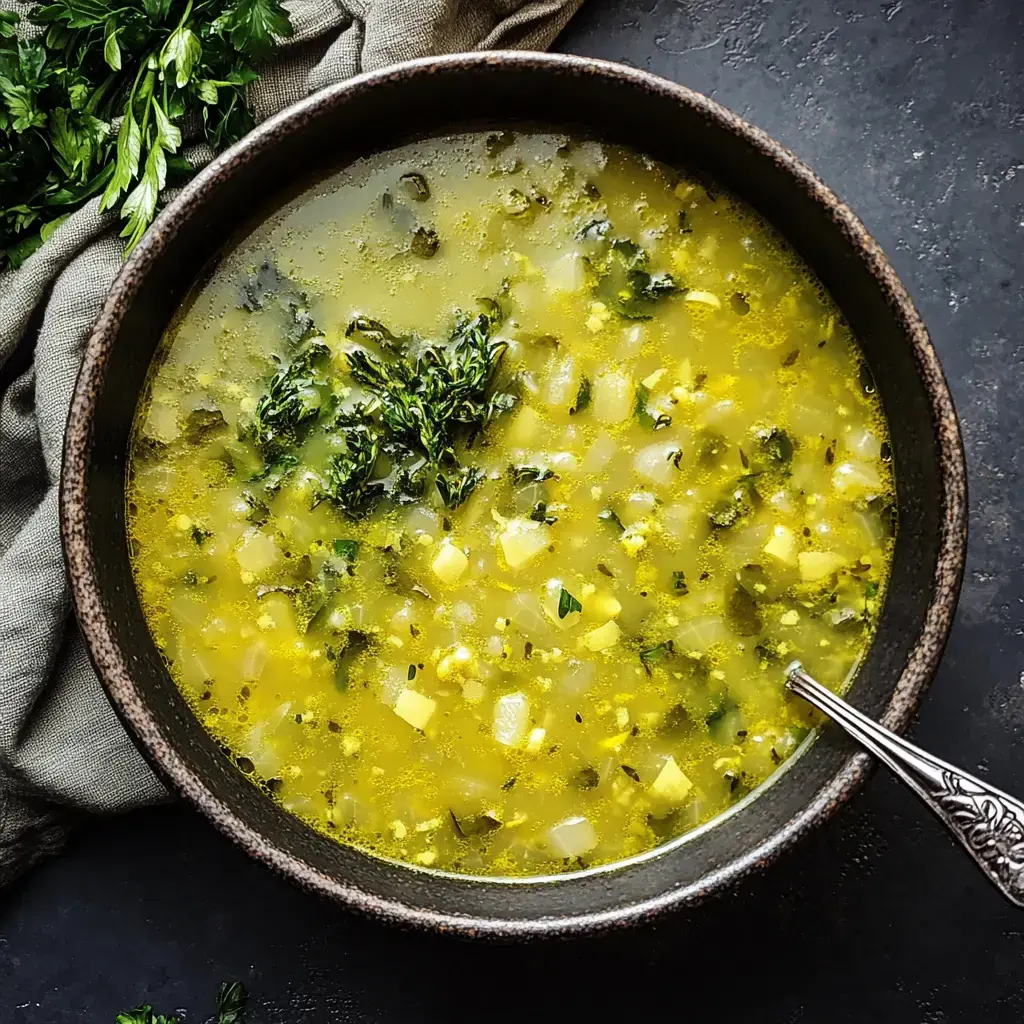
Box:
[786,661,1024,907]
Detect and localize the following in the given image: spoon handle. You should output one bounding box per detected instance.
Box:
[786,662,1024,908]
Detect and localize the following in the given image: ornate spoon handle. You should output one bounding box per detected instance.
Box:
[786,662,1024,908]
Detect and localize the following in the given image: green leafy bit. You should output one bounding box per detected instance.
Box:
[248,340,330,454]
[333,538,360,561]
[634,382,672,430]
[251,451,298,494]
[436,466,484,510]
[640,640,675,674]
[216,981,248,1024]
[570,374,591,415]
[346,315,407,353]
[509,464,555,485]
[409,224,440,258]
[190,524,212,546]
[321,300,514,517]
[726,584,763,637]
[598,507,625,533]
[116,981,246,1024]
[326,629,373,690]
[589,236,681,320]
[671,570,689,594]
[1,2,293,268]
[557,587,582,619]
[756,427,794,467]
[450,808,502,838]
[530,501,557,525]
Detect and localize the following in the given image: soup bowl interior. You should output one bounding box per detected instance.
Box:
[61,52,966,937]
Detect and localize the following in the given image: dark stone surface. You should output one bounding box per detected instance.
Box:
[2,0,1022,1019]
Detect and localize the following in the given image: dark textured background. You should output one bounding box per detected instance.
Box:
[2,0,1022,1019]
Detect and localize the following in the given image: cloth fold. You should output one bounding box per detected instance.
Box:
[0,0,582,890]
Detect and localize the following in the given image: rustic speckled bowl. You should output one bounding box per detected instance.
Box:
[61,52,967,938]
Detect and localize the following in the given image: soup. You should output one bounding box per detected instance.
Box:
[127,132,895,875]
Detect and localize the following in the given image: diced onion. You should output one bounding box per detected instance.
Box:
[593,370,632,424]
[547,816,597,858]
[493,692,530,746]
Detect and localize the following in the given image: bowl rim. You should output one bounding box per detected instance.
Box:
[60,50,968,938]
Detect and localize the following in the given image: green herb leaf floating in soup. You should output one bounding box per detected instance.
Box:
[127,132,895,876]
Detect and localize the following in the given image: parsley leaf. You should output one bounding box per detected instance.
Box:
[557,587,582,619]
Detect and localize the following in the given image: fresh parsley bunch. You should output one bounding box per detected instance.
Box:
[0,0,293,269]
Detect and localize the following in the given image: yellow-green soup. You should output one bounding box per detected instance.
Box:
[128,132,895,875]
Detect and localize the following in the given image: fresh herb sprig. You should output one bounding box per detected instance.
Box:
[0,0,294,269]
[116,980,247,1024]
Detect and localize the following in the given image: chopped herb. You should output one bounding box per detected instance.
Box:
[598,508,625,533]
[530,501,558,525]
[727,584,763,637]
[671,570,689,594]
[242,490,269,525]
[345,316,407,353]
[509,464,555,484]
[190,525,212,546]
[524,641,534,659]
[640,640,675,674]
[410,225,440,258]
[590,235,681,320]
[782,349,800,367]
[573,766,601,790]
[557,588,582,619]
[450,809,502,838]
[570,374,592,415]
[407,664,416,681]
[501,776,517,791]
[756,427,794,467]
[634,382,672,430]
[574,711,583,723]
[251,452,299,494]
[596,562,616,578]
[697,429,728,464]
[730,292,750,315]
[678,209,693,234]
[825,439,837,465]
[248,340,329,455]
[333,539,360,561]
[620,764,641,782]
[436,467,484,510]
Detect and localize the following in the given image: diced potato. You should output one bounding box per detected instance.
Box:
[393,689,436,731]
[547,816,597,858]
[764,525,797,564]
[498,519,552,569]
[832,460,882,495]
[235,530,279,574]
[590,591,622,619]
[582,620,621,652]
[634,443,680,486]
[542,356,579,409]
[508,405,541,445]
[547,252,588,294]
[649,756,693,802]
[493,692,530,747]
[432,543,469,585]
[593,370,632,423]
[798,551,847,582]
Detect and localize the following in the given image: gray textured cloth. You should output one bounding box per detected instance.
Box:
[0,0,581,889]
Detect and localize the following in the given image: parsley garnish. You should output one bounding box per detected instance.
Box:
[0,0,294,269]
[116,980,247,1024]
